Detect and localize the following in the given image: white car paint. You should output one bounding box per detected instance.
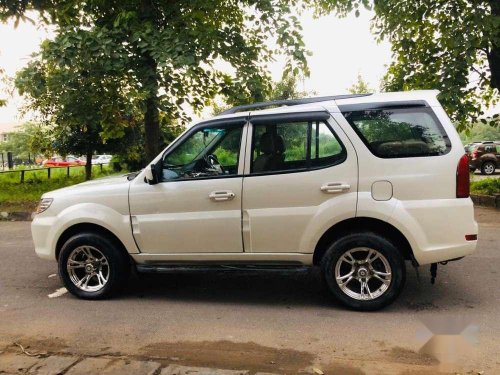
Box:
[32,91,477,269]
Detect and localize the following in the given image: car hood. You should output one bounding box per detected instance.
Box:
[44,174,130,199]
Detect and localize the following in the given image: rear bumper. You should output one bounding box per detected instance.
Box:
[389,198,478,266]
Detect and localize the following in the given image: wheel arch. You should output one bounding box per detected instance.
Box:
[55,223,130,261]
[313,217,416,266]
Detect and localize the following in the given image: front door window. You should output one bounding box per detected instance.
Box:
[162,125,243,181]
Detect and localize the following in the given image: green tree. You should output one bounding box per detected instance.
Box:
[347,73,373,94]
[2,0,312,164]
[316,0,500,129]
[0,67,9,107]
[0,122,52,160]
[460,121,500,143]
[15,29,142,179]
[268,74,315,101]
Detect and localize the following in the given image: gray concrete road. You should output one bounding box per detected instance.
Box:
[0,208,499,374]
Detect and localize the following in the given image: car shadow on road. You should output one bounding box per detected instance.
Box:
[117,263,480,312]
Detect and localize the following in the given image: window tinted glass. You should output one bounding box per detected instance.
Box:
[310,122,344,167]
[251,120,345,173]
[162,125,242,181]
[343,107,451,158]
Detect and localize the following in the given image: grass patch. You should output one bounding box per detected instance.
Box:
[0,165,122,211]
[470,178,500,196]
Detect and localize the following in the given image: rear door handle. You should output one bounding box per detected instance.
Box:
[320,182,351,194]
[209,190,235,201]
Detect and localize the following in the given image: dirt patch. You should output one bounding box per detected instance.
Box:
[388,347,438,366]
[140,340,314,373]
[11,337,69,354]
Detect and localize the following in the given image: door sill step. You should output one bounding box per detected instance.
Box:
[136,263,311,274]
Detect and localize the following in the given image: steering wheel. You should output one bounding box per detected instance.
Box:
[205,154,225,174]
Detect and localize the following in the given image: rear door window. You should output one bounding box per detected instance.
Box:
[250,120,346,174]
[342,107,451,158]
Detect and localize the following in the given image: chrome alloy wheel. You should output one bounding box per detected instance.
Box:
[334,247,392,301]
[484,163,495,174]
[67,246,110,292]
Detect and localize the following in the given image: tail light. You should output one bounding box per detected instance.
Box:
[456,154,470,198]
[471,150,478,159]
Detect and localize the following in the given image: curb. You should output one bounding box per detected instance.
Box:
[0,211,34,221]
[470,194,500,210]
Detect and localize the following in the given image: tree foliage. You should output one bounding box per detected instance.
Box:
[0,122,53,160]
[460,120,500,143]
[316,0,500,129]
[347,73,373,94]
[15,30,144,179]
[2,0,313,163]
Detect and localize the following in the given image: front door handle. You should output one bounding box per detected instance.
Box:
[320,182,351,194]
[209,190,235,201]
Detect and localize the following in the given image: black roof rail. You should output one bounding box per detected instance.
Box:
[218,93,372,115]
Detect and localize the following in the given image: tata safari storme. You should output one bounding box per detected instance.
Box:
[32,91,478,311]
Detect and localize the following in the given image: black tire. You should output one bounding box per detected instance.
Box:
[58,232,130,299]
[480,161,496,175]
[321,232,406,311]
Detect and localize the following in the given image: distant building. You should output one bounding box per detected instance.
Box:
[0,122,20,143]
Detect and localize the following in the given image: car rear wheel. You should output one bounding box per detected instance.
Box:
[58,232,129,299]
[321,232,406,311]
[481,161,496,175]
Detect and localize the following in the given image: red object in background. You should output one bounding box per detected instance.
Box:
[43,157,86,167]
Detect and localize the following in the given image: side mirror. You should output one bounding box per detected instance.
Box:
[144,164,159,185]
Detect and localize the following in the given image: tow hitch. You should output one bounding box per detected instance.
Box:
[430,263,437,284]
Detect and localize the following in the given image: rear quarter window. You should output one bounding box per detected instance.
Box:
[342,107,451,158]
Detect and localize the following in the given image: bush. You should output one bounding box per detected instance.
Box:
[470,178,500,196]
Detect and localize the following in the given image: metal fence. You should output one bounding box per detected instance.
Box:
[0,163,106,183]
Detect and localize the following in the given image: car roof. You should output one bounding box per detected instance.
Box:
[210,90,441,122]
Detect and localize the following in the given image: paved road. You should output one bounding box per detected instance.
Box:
[0,208,499,374]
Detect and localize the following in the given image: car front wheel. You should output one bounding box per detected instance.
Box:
[321,232,406,311]
[58,232,129,299]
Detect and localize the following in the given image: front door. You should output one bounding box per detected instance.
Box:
[129,119,247,254]
[241,112,358,253]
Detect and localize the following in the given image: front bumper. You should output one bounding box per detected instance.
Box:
[31,215,58,260]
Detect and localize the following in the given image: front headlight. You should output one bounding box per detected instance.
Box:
[36,198,53,214]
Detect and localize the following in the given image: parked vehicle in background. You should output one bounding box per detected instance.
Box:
[32,91,478,311]
[43,156,86,167]
[468,141,500,175]
[464,142,481,153]
[91,155,112,164]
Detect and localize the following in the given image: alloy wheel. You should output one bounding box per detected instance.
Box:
[67,246,110,292]
[334,247,392,301]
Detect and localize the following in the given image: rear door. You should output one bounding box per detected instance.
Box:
[241,112,358,253]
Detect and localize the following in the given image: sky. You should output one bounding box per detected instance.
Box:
[0,9,391,125]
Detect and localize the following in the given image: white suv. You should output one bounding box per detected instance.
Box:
[32,91,478,310]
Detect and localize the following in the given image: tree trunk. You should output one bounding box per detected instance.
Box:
[140,0,161,165]
[489,0,500,90]
[85,152,92,180]
[144,88,160,165]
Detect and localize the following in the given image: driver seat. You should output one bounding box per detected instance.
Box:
[253,132,285,172]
